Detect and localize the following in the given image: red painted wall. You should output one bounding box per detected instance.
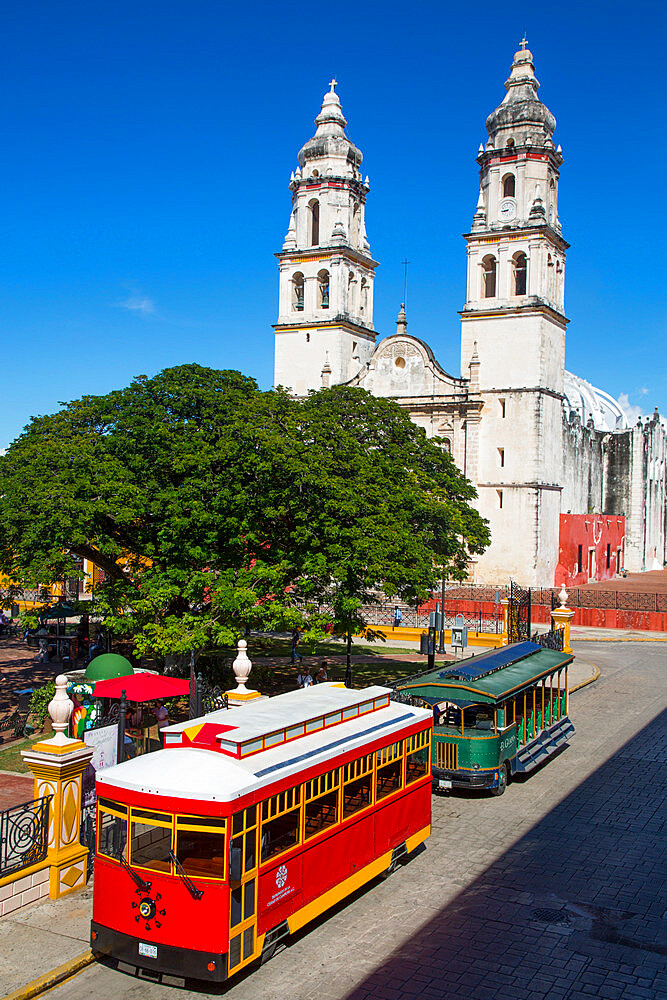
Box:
[556,514,625,587]
[417,595,667,633]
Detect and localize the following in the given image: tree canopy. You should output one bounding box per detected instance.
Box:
[0,364,489,660]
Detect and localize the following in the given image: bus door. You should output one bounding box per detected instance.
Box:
[228,806,259,975]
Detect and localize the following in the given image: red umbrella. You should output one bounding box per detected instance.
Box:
[93,674,190,702]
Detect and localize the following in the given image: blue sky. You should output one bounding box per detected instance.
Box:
[1,0,665,447]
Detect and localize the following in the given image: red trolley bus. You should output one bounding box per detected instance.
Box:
[91,683,432,982]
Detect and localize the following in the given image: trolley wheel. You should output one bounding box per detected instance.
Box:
[380,859,400,880]
[260,941,279,965]
[381,842,408,879]
[491,762,509,796]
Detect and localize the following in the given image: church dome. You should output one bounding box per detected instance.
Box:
[563,371,630,431]
[298,83,363,169]
[486,45,556,142]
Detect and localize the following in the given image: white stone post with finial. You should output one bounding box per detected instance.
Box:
[551,584,575,655]
[21,675,94,899]
[226,639,265,707]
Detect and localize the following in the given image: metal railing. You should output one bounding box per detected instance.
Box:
[360,604,503,634]
[531,628,565,652]
[0,795,51,878]
[0,588,54,605]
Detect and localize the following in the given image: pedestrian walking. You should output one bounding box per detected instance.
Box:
[291,628,302,665]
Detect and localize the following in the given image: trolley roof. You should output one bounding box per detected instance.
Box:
[97,683,431,803]
[395,643,573,705]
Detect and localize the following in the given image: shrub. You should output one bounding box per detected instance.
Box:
[30,681,56,727]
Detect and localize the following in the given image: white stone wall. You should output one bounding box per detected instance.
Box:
[0,864,50,917]
[275,326,374,396]
[460,313,566,396]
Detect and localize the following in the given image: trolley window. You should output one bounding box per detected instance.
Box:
[406,729,431,784]
[97,800,127,862]
[130,808,173,873]
[341,754,374,820]
[230,807,258,879]
[175,816,226,880]
[376,741,404,800]
[261,808,300,862]
[261,786,302,863]
[304,768,340,840]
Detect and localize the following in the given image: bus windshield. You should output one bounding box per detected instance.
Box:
[98,801,226,881]
[434,703,494,732]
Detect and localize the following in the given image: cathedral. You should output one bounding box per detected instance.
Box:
[273,45,666,588]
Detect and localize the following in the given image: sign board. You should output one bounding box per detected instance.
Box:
[82,724,118,808]
[429,611,443,630]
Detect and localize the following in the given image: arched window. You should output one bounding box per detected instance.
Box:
[308,200,320,246]
[502,173,515,198]
[513,252,527,295]
[547,254,555,299]
[292,272,304,312]
[318,269,330,309]
[348,270,355,313]
[481,255,497,298]
[352,204,360,244]
[360,277,367,314]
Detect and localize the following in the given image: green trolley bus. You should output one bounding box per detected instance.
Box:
[392,641,574,795]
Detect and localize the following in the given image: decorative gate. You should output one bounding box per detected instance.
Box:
[508,581,531,643]
[190,673,229,719]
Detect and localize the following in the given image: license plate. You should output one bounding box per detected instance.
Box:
[438,779,452,789]
[139,943,158,959]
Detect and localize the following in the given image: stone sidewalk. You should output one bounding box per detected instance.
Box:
[0,656,601,998]
[0,884,93,997]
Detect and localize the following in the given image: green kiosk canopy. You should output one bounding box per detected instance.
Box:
[85,653,134,682]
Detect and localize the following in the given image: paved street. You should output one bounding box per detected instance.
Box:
[46,641,666,1000]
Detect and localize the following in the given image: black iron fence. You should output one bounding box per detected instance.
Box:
[0,795,51,878]
[0,587,54,606]
[359,603,502,633]
[531,628,565,652]
[189,673,229,720]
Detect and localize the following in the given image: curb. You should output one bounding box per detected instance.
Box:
[4,949,94,1000]
[569,663,601,694]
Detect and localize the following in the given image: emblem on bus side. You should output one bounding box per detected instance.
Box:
[275,865,288,889]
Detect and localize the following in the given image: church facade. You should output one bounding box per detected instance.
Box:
[273,52,666,588]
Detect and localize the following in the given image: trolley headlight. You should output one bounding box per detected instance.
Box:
[139,898,156,920]
[472,764,480,771]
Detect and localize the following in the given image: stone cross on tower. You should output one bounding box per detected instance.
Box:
[328,78,338,92]
[520,35,528,50]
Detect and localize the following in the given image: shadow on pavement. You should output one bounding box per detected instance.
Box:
[344,710,667,1000]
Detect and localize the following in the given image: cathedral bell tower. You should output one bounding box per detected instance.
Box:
[460,43,569,586]
[274,82,378,395]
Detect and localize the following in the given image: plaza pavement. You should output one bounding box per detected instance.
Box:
[1,641,665,999]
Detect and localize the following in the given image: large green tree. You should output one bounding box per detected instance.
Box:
[0,365,489,665]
